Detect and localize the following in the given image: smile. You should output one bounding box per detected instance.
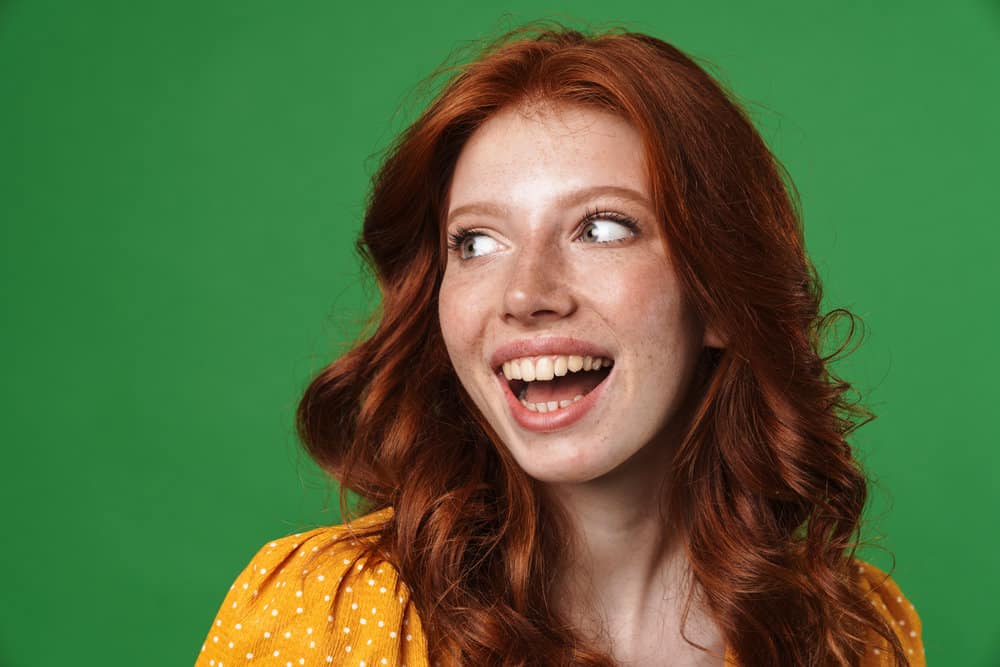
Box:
[492,349,615,432]
[501,354,613,412]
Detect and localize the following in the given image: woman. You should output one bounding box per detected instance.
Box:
[197,22,924,666]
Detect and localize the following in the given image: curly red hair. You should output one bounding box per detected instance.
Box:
[296,20,908,666]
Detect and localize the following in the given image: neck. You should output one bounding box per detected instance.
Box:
[543,432,688,632]
[540,436,728,665]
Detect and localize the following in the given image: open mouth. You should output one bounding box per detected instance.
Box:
[500,354,613,413]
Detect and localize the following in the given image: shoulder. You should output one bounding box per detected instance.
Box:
[854,560,926,666]
[196,507,430,666]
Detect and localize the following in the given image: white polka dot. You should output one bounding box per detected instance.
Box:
[381,659,388,665]
[260,568,267,574]
[318,575,325,581]
[296,607,304,614]
[216,620,222,627]
[345,646,352,652]
[346,586,353,593]
[310,641,315,648]
[896,596,903,603]
[284,631,292,638]
[272,609,279,616]
[371,607,377,614]
[228,641,234,648]
[379,587,387,593]
[274,651,280,657]
[245,653,253,660]
[352,603,358,610]
[360,618,367,625]
[367,639,372,645]
[213,636,219,643]
[389,631,396,638]
[368,579,376,586]
[296,590,303,598]
[327,658,333,663]
[910,630,917,637]
[343,627,351,634]
[378,620,384,627]
[234,623,241,630]
[264,631,271,638]
[307,627,313,635]
[406,634,412,641]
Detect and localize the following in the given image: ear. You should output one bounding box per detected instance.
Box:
[703,325,726,349]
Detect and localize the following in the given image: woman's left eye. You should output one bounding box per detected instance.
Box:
[577,213,639,244]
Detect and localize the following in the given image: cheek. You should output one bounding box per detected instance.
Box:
[437,272,483,368]
[597,261,687,329]
[604,262,702,375]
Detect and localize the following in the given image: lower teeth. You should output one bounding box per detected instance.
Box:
[520,395,585,413]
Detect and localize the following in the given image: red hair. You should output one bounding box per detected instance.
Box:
[297,20,908,666]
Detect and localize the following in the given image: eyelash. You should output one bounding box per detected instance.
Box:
[446,207,641,255]
[581,206,641,237]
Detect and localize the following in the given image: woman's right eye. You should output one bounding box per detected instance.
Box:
[448,230,503,260]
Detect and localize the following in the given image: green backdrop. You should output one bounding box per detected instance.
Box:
[2,1,997,664]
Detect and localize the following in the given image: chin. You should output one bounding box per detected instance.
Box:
[504,441,630,486]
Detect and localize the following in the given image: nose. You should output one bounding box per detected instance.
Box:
[501,236,577,324]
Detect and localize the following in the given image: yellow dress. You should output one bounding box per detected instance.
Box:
[195,508,925,666]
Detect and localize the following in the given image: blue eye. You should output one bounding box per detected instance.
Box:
[578,210,640,243]
[448,229,503,259]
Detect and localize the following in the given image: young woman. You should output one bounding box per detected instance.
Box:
[197,22,924,666]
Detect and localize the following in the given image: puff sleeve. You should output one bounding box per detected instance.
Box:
[857,561,926,666]
[195,520,430,667]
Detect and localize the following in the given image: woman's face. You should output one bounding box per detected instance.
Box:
[438,102,721,485]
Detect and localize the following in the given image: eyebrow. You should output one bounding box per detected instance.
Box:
[446,185,652,225]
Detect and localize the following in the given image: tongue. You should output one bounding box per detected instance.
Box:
[524,369,608,403]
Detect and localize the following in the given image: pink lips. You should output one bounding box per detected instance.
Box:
[489,336,615,433]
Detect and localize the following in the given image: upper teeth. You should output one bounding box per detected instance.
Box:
[501,355,613,381]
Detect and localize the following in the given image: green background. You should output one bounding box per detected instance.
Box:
[2,1,997,664]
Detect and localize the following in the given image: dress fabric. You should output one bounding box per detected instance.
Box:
[195,507,925,666]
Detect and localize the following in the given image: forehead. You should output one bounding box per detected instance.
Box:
[446,102,651,216]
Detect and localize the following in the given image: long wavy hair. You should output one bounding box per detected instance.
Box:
[296,20,908,667]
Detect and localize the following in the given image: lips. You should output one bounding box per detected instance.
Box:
[489,337,615,432]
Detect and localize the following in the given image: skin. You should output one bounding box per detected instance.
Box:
[437,101,727,665]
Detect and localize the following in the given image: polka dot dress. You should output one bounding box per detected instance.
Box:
[856,561,926,665]
[196,507,428,667]
[196,508,924,666]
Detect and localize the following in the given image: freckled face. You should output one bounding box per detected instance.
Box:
[437,103,720,485]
